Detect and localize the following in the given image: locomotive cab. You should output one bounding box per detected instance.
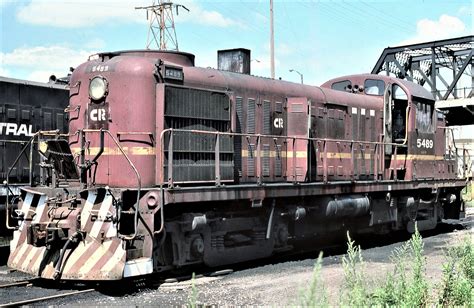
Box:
[322,74,445,181]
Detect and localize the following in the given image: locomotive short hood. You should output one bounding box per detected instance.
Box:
[90,49,196,67]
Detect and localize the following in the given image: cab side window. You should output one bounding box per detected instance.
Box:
[415,102,434,133]
[364,79,385,96]
[331,80,351,92]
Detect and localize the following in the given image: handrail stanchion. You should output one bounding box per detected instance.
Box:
[374,143,378,181]
[394,145,398,180]
[323,140,328,183]
[292,137,297,182]
[167,130,174,188]
[350,141,355,181]
[28,134,35,186]
[360,143,366,177]
[215,133,221,186]
[256,135,262,184]
[381,135,386,180]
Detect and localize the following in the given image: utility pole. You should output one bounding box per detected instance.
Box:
[136,1,189,51]
[270,0,275,79]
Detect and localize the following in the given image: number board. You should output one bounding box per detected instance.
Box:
[411,132,435,155]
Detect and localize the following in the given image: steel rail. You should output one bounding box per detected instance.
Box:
[0,288,95,307]
[0,279,38,289]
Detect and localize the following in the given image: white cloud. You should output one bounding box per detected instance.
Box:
[277,43,294,57]
[17,0,147,28]
[1,45,95,82]
[174,1,242,28]
[16,0,241,28]
[84,38,106,50]
[458,6,472,16]
[400,14,467,45]
[0,66,10,77]
[27,70,58,83]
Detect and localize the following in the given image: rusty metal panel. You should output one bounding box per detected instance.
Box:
[286,97,309,182]
[217,48,251,75]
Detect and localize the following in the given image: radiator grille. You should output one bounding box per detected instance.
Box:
[164,86,234,182]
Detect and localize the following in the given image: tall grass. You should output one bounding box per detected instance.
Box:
[186,226,472,307]
[188,272,198,308]
[371,225,429,306]
[298,251,328,307]
[438,236,473,306]
[372,240,410,305]
[341,232,368,306]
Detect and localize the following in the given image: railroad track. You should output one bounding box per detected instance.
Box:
[0,278,43,289]
[0,216,469,306]
[0,289,95,307]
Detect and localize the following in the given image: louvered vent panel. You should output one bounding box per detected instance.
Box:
[263,100,271,135]
[247,143,255,177]
[263,144,270,177]
[247,99,255,134]
[275,144,282,177]
[236,97,243,133]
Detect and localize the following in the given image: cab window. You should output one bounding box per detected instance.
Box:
[331,80,351,92]
[364,79,385,96]
[415,101,434,133]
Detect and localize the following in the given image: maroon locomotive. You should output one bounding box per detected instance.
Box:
[5,49,468,280]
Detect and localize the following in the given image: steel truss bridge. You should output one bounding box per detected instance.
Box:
[372,35,473,126]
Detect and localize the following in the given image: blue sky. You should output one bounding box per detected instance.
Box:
[0,0,472,85]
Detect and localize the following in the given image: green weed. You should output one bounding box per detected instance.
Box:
[188,272,198,308]
[405,225,429,306]
[372,224,428,306]
[298,251,328,307]
[438,236,474,306]
[341,232,368,306]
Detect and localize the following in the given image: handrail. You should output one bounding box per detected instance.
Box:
[159,128,410,187]
[5,130,62,230]
[81,129,142,240]
[444,126,471,178]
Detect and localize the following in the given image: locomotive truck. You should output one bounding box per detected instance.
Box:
[5,49,469,280]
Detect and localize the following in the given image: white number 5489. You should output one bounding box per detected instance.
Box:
[416,138,433,149]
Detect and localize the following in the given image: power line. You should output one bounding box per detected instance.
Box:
[135,0,189,51]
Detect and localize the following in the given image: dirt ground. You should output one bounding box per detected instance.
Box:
[0,209,472,306]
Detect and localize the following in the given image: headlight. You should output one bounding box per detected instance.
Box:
[89,76,108,101]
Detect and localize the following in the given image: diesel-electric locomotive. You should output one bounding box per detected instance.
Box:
[6,49,469,280]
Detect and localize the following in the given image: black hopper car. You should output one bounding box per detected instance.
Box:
[0,76,69,247]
